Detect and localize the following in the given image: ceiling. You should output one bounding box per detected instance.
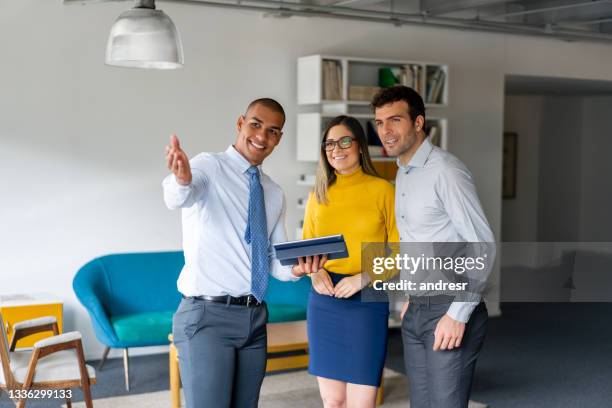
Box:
[141,0,612,43]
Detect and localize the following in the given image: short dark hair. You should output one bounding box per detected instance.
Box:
[371,85,425,122]
[246,98,286,125]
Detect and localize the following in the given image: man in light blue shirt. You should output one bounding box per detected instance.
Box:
[372,86,495,408]
[163,98,324,408]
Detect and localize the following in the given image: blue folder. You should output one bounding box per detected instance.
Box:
[273,234,349,266]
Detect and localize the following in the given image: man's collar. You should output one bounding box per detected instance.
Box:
[225,145,262,174]
[397,137,433,171]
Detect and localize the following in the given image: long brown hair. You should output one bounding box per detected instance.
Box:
[314,115,381,204]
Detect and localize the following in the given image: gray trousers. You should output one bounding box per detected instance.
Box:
[172,297,268,408]
[401,298,488,408]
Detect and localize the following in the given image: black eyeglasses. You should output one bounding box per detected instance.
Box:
[322,136,355,151]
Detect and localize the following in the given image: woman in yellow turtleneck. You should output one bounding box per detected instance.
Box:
[304,115,398,408]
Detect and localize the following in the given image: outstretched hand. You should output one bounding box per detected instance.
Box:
[165,134,192,185]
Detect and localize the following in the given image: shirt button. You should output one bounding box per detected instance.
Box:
[402,193,405,197]
[401,215,405,219]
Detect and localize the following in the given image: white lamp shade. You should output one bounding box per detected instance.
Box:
[105,8,184,69]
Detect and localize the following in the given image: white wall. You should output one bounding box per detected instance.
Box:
[5,0,612,357]
[501,94,612,303]
[501,95,544,271]
[502,95,544,243]
[502,95,612,244]
[537,97,584,243]
[580,97,612,242]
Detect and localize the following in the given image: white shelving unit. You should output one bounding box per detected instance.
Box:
[297,55,449,109]
[297,54,449,162]
[295,54,450,238]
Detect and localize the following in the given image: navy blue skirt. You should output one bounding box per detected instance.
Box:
[307,272,389,386]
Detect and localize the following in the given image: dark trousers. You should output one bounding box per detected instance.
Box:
[401,299,488,408]
[172,297,268,408]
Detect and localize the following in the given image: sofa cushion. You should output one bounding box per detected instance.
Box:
[267,304,307,323]
[111,311,173,345]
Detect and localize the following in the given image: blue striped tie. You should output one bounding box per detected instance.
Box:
[244,166,269,302]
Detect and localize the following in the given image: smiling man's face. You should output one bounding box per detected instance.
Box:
[374,100,425,164]
[234,103,284,166]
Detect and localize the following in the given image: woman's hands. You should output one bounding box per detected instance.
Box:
[334,273,369,299]
[310,270,370,298]
[294,255,369,299]
[311,268,335,296]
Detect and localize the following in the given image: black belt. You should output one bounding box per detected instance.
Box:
[183,294,263,307]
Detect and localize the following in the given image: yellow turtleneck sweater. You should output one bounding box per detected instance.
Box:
[302,167,399,275]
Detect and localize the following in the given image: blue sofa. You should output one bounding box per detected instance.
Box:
[73,251,311,390]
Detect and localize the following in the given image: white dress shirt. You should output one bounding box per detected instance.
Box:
[395,137,495,322]
[163,145,297,297]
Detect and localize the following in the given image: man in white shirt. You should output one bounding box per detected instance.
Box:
[163,98,323,408]
[372,86,495,408]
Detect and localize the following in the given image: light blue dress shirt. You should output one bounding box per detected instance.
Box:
[163,145,297,297]
[395,137,496,322]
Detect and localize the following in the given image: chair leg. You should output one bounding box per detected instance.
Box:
[18,348,40,408]
[82,380,94,408]
[376,376,384,406]
[123,348,130,391]
[66,395,72,408]
[169,342,181,408]
[74,338,94,408]
[98,346,111,371]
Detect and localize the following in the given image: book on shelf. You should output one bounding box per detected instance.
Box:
[322,60,343,100]
[403,64,423,95]
[348,85,380,101]
[379,65,423,95]
[433,70,445,103]
[426,67,446,104]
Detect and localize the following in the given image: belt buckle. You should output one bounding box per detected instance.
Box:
[246,296,252,307]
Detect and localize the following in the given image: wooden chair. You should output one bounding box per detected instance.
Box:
[0,313,96,407]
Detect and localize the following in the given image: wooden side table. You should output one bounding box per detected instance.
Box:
[0,293,63,348]
[265,320,309,372]
[168,320,384,407]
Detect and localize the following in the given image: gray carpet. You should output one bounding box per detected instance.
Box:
[3,303,612,407]
[61,369,486,408]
